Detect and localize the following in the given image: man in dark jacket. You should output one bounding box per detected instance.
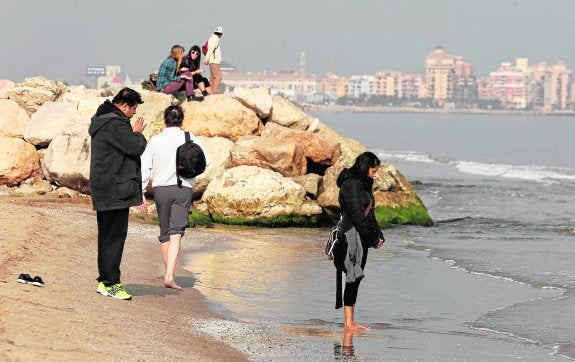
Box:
[89,87,147,300]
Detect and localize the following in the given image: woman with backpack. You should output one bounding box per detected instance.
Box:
[181,45,212,97]
[335,151,385,330]
[140,105,210,289]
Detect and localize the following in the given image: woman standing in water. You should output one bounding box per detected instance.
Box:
[336,151,385,330]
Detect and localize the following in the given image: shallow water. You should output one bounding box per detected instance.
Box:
[184,112,575,360]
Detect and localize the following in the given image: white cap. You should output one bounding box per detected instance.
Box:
[214,26,224,34]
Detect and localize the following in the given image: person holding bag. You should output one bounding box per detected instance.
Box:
[335,151,385,330]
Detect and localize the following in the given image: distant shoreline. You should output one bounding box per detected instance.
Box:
[301,104,575,116]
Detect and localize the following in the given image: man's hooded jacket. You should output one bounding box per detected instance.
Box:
[88,100,147,211]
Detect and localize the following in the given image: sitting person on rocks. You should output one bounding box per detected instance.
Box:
[181,45,212,97]
[156,45,202,102]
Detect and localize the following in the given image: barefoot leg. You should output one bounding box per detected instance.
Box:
[344,305,370,330]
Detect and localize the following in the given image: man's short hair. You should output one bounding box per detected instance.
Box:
[164,105,184,127]
[112,87,144,107]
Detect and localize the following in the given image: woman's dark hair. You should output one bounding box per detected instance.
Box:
[350,151,381,178]
[112,87,144,106]
[185,45,202,71]
[164,105,184,127]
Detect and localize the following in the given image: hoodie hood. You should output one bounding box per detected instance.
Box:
[336,167,373,189]
[88,100,126,137]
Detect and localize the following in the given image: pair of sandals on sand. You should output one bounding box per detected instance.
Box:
[17,273,45,287]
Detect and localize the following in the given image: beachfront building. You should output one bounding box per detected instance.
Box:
[223,68,317,101]
[374,71,400,97]
[374,71,425,100]
[453,56,477,106]
[425,46,455,104]
[347,75,376,99]
[318,73,348,99]
[424,47,477,106]
[401,73,427,100]
[486,58,573,110]
[542,60,571,111]
[488,60,533,109]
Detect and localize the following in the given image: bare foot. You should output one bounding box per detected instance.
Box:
[353,321,370,330]
[163,280,182,290]
[345,322,369,331]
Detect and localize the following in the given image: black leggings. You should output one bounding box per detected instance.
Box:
[343,243,369,306]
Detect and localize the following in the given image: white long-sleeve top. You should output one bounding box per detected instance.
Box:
[205,33,222,64]
[141,127,211,191]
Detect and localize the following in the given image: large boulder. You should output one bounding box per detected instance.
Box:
[6,76,67,115]
[373,166,423,208]
[59,85,102,103]
[230,135,307,177]
[42,134,90,194]
[316,142,420,210]
[202,165,322,219]
[76,97,108,121]
[262,122,341,165]
[23,101,77,146]
[232,87,273,119]
[269,96,316,130]
[0,99,30,138]
[314,120,365,155]
[292,173,322,199]
[0,80,15,99]
[136,91,173,140]
[192,136,234,198]
[0,137,41,186]
[181,95,263,141]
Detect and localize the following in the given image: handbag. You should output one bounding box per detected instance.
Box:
[325,216,343,260]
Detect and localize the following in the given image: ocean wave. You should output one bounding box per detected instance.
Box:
[376,150,437,164]
[452,161,575,183]
[374,148,575,184]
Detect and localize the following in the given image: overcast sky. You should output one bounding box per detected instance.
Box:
[1,0,575,84]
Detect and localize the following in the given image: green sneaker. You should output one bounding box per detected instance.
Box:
[107,283,132,300]
[96,282,110,296]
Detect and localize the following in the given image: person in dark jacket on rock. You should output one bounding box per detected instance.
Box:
[88,87,147,300]
[336,151,385,330]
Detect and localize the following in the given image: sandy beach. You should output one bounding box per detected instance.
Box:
[0,196,247,361]
[1,195,569,361]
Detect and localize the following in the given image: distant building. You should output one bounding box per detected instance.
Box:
[96,65,123,89]
[425,46,456,104]
[489,60,532,109]
[223,68,317,100]
[486,58,573,110]
[347,75,375,98]
[319,73,348,99]
[373,71,425,100]
[546,60,571,110]
[374,71,400,97]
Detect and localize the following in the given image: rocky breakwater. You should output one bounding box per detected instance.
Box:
[0,76,431,227]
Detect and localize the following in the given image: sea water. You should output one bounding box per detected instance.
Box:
[185,112,575,361]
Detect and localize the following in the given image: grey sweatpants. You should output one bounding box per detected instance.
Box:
[153,185,192,242]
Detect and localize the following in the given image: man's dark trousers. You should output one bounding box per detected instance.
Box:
[96,208,129,286]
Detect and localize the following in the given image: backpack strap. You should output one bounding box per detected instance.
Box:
[176,132,192,188]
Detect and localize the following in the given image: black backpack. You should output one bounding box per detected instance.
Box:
[176,132,206,187]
